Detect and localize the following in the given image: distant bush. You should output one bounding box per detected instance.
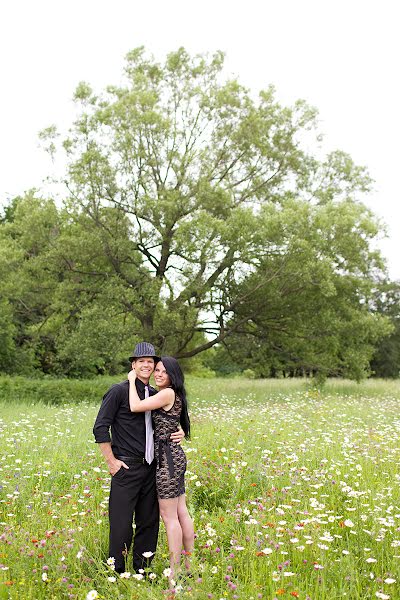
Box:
[187,366,216,379]
[0,375,119,405]
[242,368,256,379]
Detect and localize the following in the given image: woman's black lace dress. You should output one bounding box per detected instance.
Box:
[153,394,187,499]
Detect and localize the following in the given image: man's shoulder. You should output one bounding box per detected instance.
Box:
[104,379,128,396]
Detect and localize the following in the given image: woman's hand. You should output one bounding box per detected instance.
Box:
[128,369,137,384]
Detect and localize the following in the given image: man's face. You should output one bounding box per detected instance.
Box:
[132,357,155,382]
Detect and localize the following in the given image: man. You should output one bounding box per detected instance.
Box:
[93,341,184,573]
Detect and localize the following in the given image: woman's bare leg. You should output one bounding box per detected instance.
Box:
[177,494,194,570]
[158,497,182,580]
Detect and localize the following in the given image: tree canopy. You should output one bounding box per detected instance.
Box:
[0,48,395,378]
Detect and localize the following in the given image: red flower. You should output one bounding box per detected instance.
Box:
[45,530,56,538]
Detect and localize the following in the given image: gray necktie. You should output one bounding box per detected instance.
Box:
[144,386,154,464]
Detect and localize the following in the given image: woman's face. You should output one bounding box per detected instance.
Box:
[154,361,171,389]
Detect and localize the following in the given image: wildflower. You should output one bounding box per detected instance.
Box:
[41,572,48,582]
[313,564,324,570]
[107,576,116,582]
[211,566,218,574]
[86,592,99,600]
[163,567,172,578]
[384,578,396,584]
[149,573,157,580]
[76,550,83,559]
[375,593,390,600]
[132,573,144,580]
[260,548,273,555]
[284,572,296,576]
[142,551,154,558]
[366,558,377,563]
[344,519,354,527]
[120,572,131,578]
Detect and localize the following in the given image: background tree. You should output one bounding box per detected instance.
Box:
[0,193,61,373]
[370,281,400,378]
[0,47,393,377]
[203,197,392,380]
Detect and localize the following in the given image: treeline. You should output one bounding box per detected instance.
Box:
[0,48,399,380]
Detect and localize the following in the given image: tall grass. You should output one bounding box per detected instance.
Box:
[1,374,398,405]
[0,378,399,599]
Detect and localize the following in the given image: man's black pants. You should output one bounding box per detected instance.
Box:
[108,459,159,572]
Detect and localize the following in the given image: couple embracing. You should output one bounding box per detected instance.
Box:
[93,342,194,581]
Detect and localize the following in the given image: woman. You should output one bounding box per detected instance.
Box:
[128,356,194,581]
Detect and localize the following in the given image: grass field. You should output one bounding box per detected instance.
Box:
[0,377,399,599]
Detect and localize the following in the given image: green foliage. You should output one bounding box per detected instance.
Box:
[2,374,398,407]
[0,299,16,372]
[0,375,118,405]
[370,281,400,377]
[0,48,394,378]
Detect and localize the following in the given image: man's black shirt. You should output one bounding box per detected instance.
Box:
[93,378,156,458]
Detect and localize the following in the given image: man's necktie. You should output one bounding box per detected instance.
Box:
[144,385,154,464]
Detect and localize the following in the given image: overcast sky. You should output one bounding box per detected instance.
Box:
[1,0,399,278]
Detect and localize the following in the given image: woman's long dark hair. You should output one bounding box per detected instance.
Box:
[158,356,190,438]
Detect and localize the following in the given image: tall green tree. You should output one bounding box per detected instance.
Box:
[1,48,391,377]
[0,193,61,373]
[209,196,392,380]
[37,47,388,372]
[370,281,400,378]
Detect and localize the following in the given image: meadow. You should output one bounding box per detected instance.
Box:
[0,377,399,599]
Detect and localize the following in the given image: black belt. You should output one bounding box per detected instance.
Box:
[115,455,147,464]
[157,439,175,477]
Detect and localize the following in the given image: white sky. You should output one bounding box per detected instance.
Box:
[1,0,399,278]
